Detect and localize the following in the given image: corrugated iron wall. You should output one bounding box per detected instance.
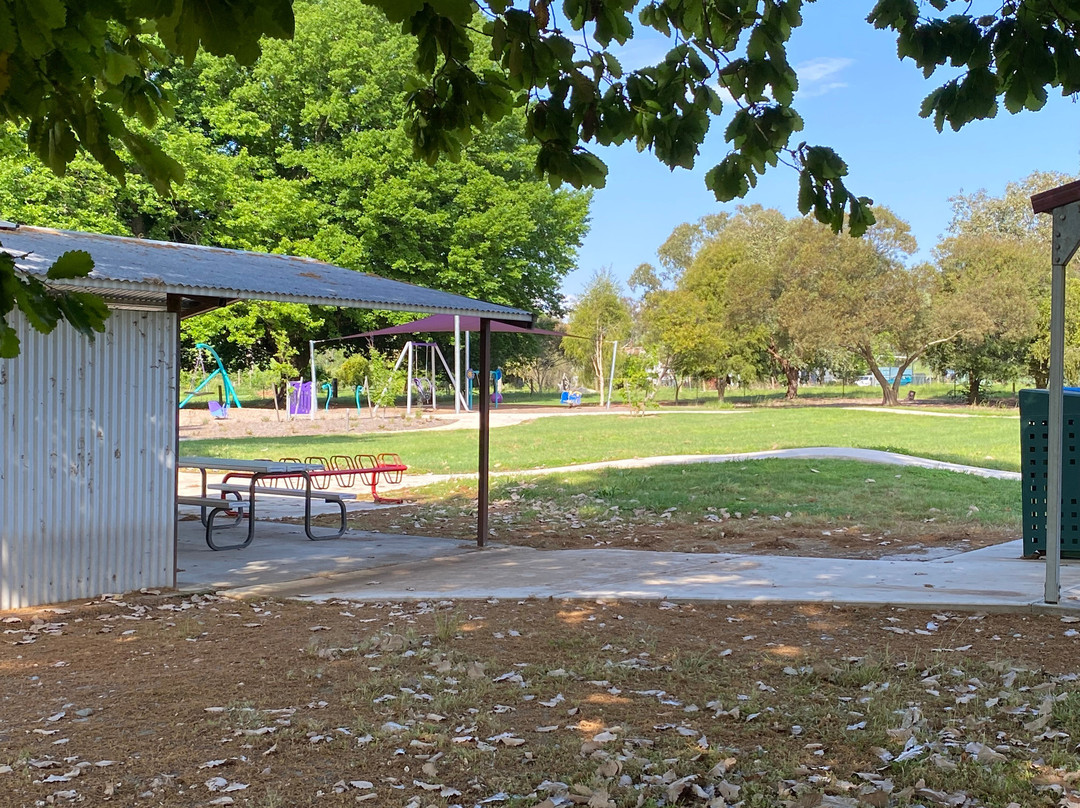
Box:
[0,309,177,608]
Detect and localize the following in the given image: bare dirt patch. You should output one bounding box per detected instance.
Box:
[3,594,1080,807]
[338,502,1017,560]
[179,404,451,441]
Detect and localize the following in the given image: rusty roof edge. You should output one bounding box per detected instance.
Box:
[47,277,535,321]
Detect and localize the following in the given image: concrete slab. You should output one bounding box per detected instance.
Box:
[175,517,476,593]
[220,539,1080,613]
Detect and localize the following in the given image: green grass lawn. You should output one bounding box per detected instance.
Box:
[182,407,1021,474]
[421,458,1019,531]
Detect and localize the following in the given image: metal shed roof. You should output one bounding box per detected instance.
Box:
[0,223,534,323]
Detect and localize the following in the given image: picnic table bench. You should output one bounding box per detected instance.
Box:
[176,494,249,551]
[208,483,356,541]
[179,457,350,550]
[258,453,408,504]
[178,453,408,551]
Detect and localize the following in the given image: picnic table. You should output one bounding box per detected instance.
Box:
[178,456,355,550]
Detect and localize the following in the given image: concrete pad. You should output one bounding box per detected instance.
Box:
[175,517,476,593]
[225,539,1080,613]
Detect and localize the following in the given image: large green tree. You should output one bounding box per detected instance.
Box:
[562,269,632,404]
[929,233,1045,403]
[6,1,1080,352]
[932,171,1076,400]
[0,0,590,366]
[776,211,953,406]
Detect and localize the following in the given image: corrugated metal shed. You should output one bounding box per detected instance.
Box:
[0,310,176,609]
[0,224,535,323]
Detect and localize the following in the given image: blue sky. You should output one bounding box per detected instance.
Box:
[563,4,1080,296]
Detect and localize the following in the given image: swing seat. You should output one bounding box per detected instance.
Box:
[208,401,229,419]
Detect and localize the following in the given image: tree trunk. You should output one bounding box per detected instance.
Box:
[674,379,681,404]
[717,375,729,402]
[968,374,981,405]
[1033,363,1049,389]
[784,366,798,400]
[854,343,899,406]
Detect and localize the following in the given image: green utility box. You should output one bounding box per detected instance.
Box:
[1020,388,1080,558]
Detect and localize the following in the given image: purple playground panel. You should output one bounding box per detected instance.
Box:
[289,381,314,416]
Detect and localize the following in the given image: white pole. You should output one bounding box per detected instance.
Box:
[285,380,291,422]
[433,343,470,411]
[454,315,461,414]
[430,344,437,410]
[374,344,409,418]
[309,339,317,421]
[606,340,618,409]
[465,331,471,411]
[406,341,414,417]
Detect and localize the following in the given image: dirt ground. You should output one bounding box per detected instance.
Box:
[333,502,1017,561]
[3,594,1079,808]
[179,404,455,441]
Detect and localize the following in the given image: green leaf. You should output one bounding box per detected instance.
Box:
[46,250,95,280]
[0,320,19,358]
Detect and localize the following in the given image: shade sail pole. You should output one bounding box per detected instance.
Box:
[406,342,414,417]
[477,318,492,548]
[309,340,317,421]
[454,316,461,414]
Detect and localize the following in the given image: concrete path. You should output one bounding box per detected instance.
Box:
[176,444,1049,612]
[215,538,1080,613]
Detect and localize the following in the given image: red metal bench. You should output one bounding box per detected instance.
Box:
[223,454,408,504]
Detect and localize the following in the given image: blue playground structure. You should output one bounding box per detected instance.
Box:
[466,367,504,409]
[179,343,242,410]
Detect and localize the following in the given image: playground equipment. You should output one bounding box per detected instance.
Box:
[321,382,333,412]
[311,313,572,418]
[179,343,242,410]
[491,367,503,407]
[560,390,581,407]
[373,340,467,417]
[287,381,315,416]
[465,368,505,408]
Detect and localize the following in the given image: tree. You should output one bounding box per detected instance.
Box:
[8,1,1080,351]
[929,233,1045,403]
[0,1,590,365]
[775,211,953,406]
[0,0,295,355]
[563,270,632,405]
[502,319,572,393]
[940,171,1076,397]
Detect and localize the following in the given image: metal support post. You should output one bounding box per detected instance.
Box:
[454,316,461,414]
[406,342,414,417]
[309,339,317,421]
[1045,200,1080,602]
[478,319,492,547]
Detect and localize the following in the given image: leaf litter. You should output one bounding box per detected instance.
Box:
[2,594,1080,806]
